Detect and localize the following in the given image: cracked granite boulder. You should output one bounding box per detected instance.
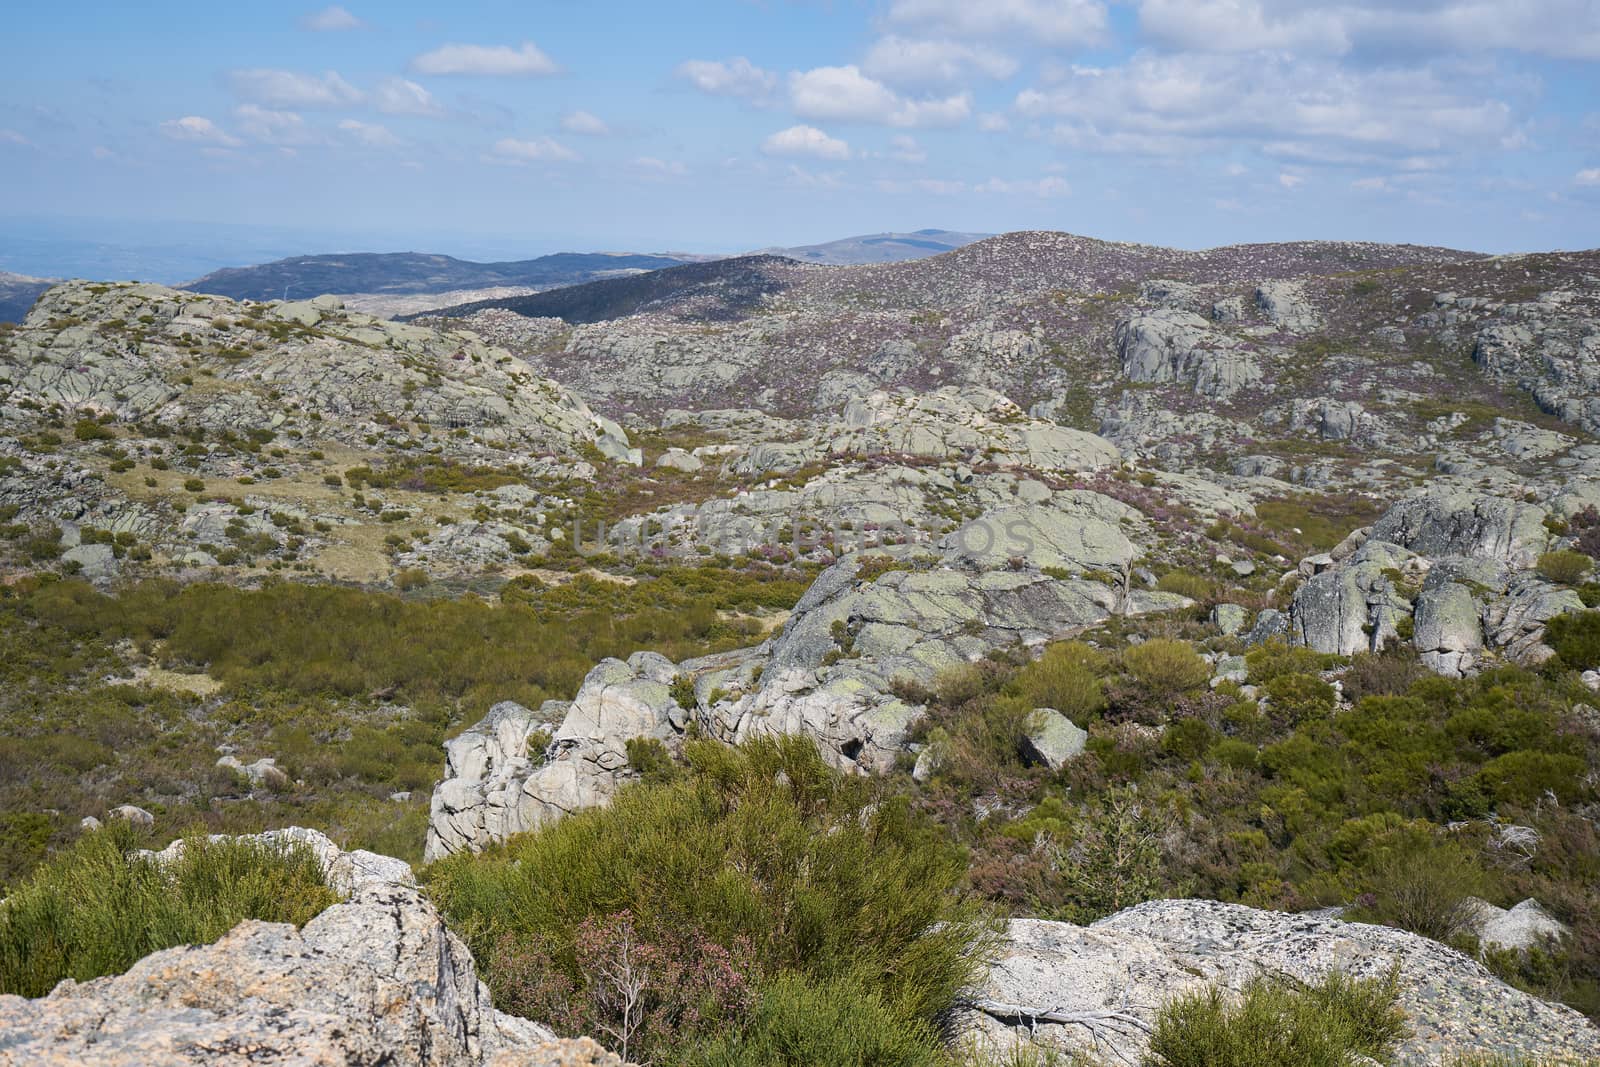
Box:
[1114,309,1262,399]
[1289,488,1582,673]
[964,899,1600,1067]
[0,828,573,1066]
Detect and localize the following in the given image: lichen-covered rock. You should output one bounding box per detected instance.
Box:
[1289,541,1418,656]
[1370,487,1550,567]
[965,900,1600,1066]
[1412,574,1486,677]
[1463,898,1570,954]
[1114,310,1261,398]
[1020,709,1088,770]
[0,829,561,1066]
[426,654,688,862]
[1255,280,1321,332]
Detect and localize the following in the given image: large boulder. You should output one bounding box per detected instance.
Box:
[1114,310,1261,398]
[0,829,575,1066]
[965,900,1600,1066]
[1288,541,1418,656]
[425,655,685,863]
[1370,488,1550,568]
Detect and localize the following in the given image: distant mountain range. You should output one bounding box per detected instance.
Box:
[177,231,990,305]
[178,251,697,303]
[0,230,992,322]
[410,255,801,324]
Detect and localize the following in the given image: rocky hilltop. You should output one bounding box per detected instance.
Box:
[1,230,1598,1065]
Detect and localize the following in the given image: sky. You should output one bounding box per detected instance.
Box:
[3,0,1600,274]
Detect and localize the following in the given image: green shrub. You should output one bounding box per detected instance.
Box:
[1546,611,1600,670]
[1156,570,1215,601]
[72,418,113,442]
[429,736,994,1061]
[1009,642,1107,719]
[1123,639,1210,696]
[0,824,337,996]
[1348,837,1488,942]
[183,478,204,492]
[680,972,942,1067]
[1263,672,1337,724]
[1145,970,1408,1067]
[1538,551,1595,586]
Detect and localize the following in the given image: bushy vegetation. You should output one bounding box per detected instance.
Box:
[1144,971,1408,1067]
[1539,550,1596,586]
[0,822,336,997]
[428,736,996,1065]
[902,627,1600,1021]
[0,565,807,884]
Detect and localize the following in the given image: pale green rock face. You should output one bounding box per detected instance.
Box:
[1021,709,1088,770]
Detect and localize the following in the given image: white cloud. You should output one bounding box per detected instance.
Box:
[975,175,1071,196]
[877,177,967,194]
[562,110,611,136]
[411,42,559,77]
[0,129,31,147]
[887,134,926,162]
[789,65,970,128]
[1278,172,1304,188]
[632,156,688,177]
[229,68,362,109]
[783,165,845,189]
[372,77,443,116]
[1014,52,1517,160]
[339,119,401,147]
[1137,0,1600,61]
[300,5,363,31]
[762,124,851,160]
[1577,168,1600,186]
[92,145,115,159]
[488,136,579,163]
[978,112,1011,132]
[887,0,1109,47]
[159,116,242,147]
[862,36,1018,88]
[676,57,777,99]
[233,104,325,146]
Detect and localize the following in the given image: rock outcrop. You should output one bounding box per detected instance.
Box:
[965,900,1600,1066]
[1289,487,1583,674]
[1114,310,1261,398]
[427,494,1190,858]
[0,828,601,1066]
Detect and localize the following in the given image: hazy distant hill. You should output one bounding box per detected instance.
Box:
[0,271,56,323]
[179,251,696,303]
[416,255,802,324]
[758,228,991,265]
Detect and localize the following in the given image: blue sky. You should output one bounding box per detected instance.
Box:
[3,0,1600,271]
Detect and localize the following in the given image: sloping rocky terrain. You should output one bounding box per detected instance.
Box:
[2,230,1599,1065]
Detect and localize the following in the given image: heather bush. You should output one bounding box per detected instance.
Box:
[1539,550,1595,586]
[0,823,336,997]
[429,736,995,1061]
[1122,639,1210,697]
[679,972,941,1067]
[1144,970,1408,1067]
[1546,611,1600,671]
[1007,641,1108,720]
